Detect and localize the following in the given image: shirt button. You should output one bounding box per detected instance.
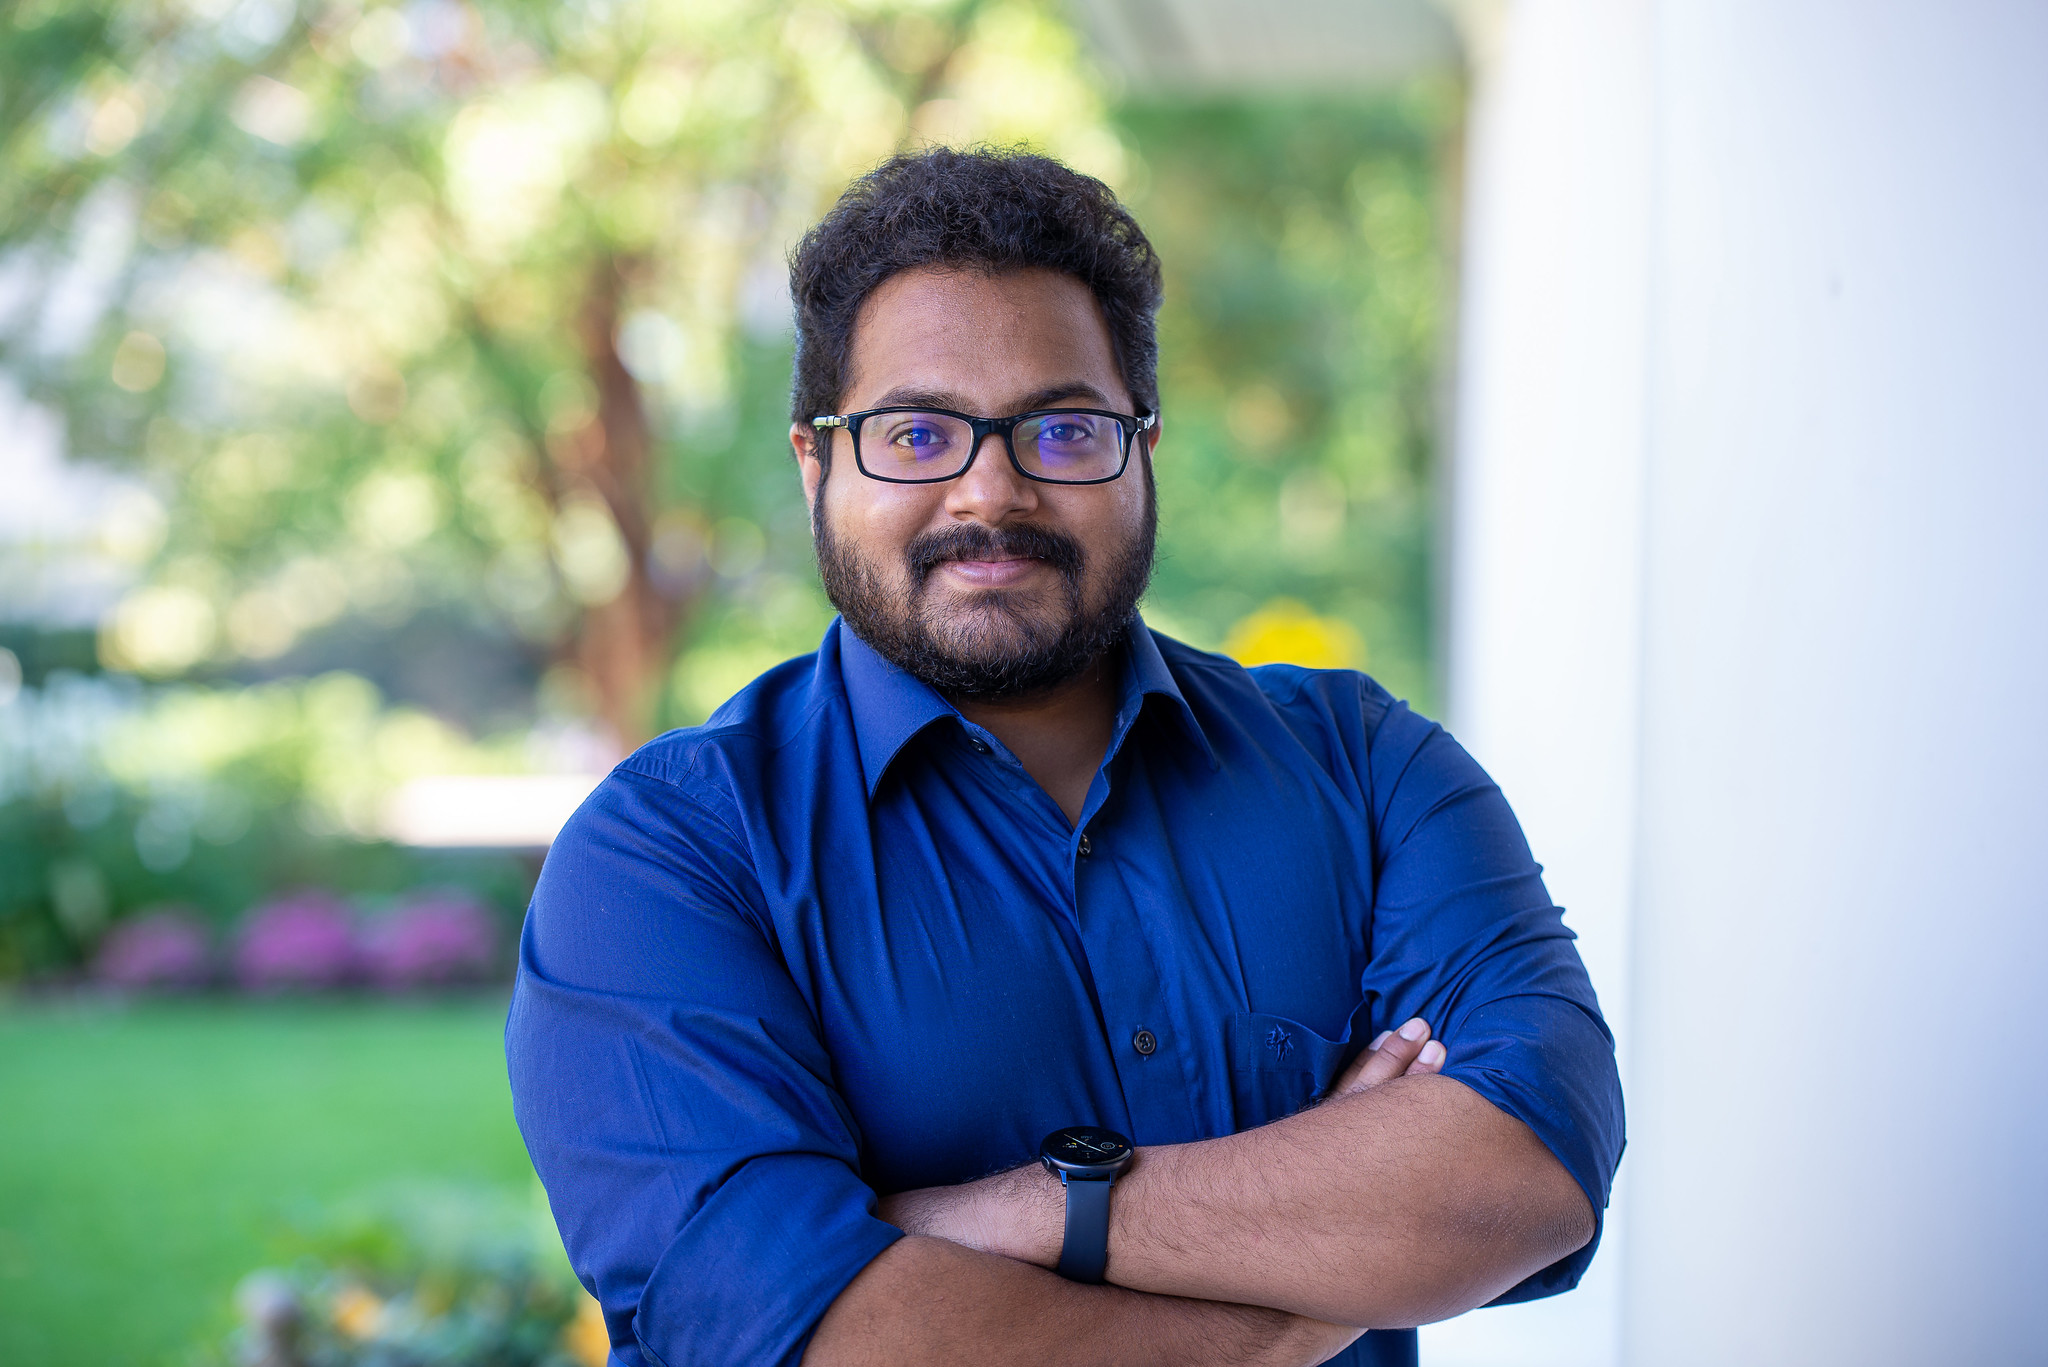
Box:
[1077,832,1093,856]
[968,737,991,754]
[1132,1029,1158,1056]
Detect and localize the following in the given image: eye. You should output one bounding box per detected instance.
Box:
[879,415,959,457]
[1039,419,1095,445]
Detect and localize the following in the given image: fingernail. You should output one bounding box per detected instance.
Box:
[1421,1040,1446,1067]
[1369,1031,1392,1051]
[1399,1017,1428,1042]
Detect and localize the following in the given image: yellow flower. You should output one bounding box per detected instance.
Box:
[330,1283,385,1340]
[563,1289,610,1367]
[1224,599,1367,670]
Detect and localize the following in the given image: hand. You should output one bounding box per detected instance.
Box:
[1328,1017,1445,1098]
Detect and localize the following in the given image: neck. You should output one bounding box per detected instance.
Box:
[950,653,1120,828]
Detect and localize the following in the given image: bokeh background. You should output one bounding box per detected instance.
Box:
[1,1,1452,1361]
[8,1,2048,1365]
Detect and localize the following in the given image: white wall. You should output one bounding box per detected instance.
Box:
[1443,1,2048,1364]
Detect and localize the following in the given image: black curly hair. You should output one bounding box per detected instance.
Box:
[787,146,1165,453]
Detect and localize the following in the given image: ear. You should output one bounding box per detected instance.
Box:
[791,422,827,530]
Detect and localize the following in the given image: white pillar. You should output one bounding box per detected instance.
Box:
[1446,1,2048,1364]
[1624,3,2048,1362]
[1431,2,1651,1365]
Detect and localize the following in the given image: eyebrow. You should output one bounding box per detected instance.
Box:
[866,381,1121,414]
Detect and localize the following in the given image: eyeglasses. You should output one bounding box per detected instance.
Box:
[811,406,1155,485]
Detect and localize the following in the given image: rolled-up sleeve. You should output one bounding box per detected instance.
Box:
[1356,688,1626,1303]
[506,765,901,1367]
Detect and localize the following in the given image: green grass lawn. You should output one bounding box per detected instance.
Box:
[0,996,537,1366]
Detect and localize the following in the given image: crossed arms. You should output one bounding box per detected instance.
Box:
[804,1020,1596,1367]
[509,705,1623,1367]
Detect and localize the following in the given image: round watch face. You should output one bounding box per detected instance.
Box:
[1039,1126,1133,1175]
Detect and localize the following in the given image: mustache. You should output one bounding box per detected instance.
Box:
[905,522,1085,585]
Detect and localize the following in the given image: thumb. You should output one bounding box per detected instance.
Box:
[1329,1018,1443,1096]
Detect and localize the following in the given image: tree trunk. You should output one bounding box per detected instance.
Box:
[563,255,687,750]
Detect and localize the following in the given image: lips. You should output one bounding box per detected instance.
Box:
[937,554,1044,587]
[946,552,1035,567]
[906,523,1083,586]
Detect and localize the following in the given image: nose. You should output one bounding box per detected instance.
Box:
[944,429,1040,526]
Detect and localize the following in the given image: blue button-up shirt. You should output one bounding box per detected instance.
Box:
[507,619,1623,1367]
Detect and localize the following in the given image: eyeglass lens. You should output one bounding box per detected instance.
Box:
[861,411,1127,483]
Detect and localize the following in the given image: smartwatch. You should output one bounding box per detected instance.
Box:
[1039,1126,1135,1284]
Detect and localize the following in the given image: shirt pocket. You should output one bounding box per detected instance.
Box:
[1227,999,1375,1130]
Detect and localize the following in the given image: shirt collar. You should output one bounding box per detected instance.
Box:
[833,621,957,799]
[1116,616,1218,771]
[832,615,1218,802]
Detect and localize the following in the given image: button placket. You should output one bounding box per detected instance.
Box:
[1069,804,1203,1139]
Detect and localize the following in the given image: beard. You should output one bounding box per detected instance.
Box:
[813,461,1157,703]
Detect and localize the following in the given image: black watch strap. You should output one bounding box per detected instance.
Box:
[1055,1175,1114,1283]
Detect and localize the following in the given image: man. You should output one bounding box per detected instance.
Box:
[508,148,1623,1367]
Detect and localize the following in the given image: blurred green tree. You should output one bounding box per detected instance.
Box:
[0,0,1125,745]
[0,6,1456,979]
[1120,93,1456,706]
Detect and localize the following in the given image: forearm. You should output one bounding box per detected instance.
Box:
[915,1072,1593,1330]
[882,1026,1597,1330]
[803,1233,1358,1367]
[1104,1074,1593,1326]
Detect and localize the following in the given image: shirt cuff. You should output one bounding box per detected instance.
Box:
[1439,992,1625,1303]
[632,1151,904,1367]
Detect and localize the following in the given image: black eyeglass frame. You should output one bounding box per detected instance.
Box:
[811,406,1156,486]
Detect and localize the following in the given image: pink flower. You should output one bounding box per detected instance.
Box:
[360,892,500,991]
[93,908,214,990]
[235,890,360,992]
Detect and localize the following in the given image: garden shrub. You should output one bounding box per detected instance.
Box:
[91,906,214,990]
[0,674,535,985]
[215,1183,605,1367]
[360,894,501,993]
[235,892,363,993]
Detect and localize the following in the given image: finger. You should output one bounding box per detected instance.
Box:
[1331,1031,1394,1093]
[1332,1018,1432,1095]
[1330,1037,1379,1095]
[1333,1022,1423,1094]
[1406,1039,1447,1076]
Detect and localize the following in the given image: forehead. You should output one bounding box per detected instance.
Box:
[841,265,1128,411]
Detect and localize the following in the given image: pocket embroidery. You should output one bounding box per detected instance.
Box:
[1265,1025,1295,1065]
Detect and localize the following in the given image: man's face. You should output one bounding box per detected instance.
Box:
[791,265,1159,700]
